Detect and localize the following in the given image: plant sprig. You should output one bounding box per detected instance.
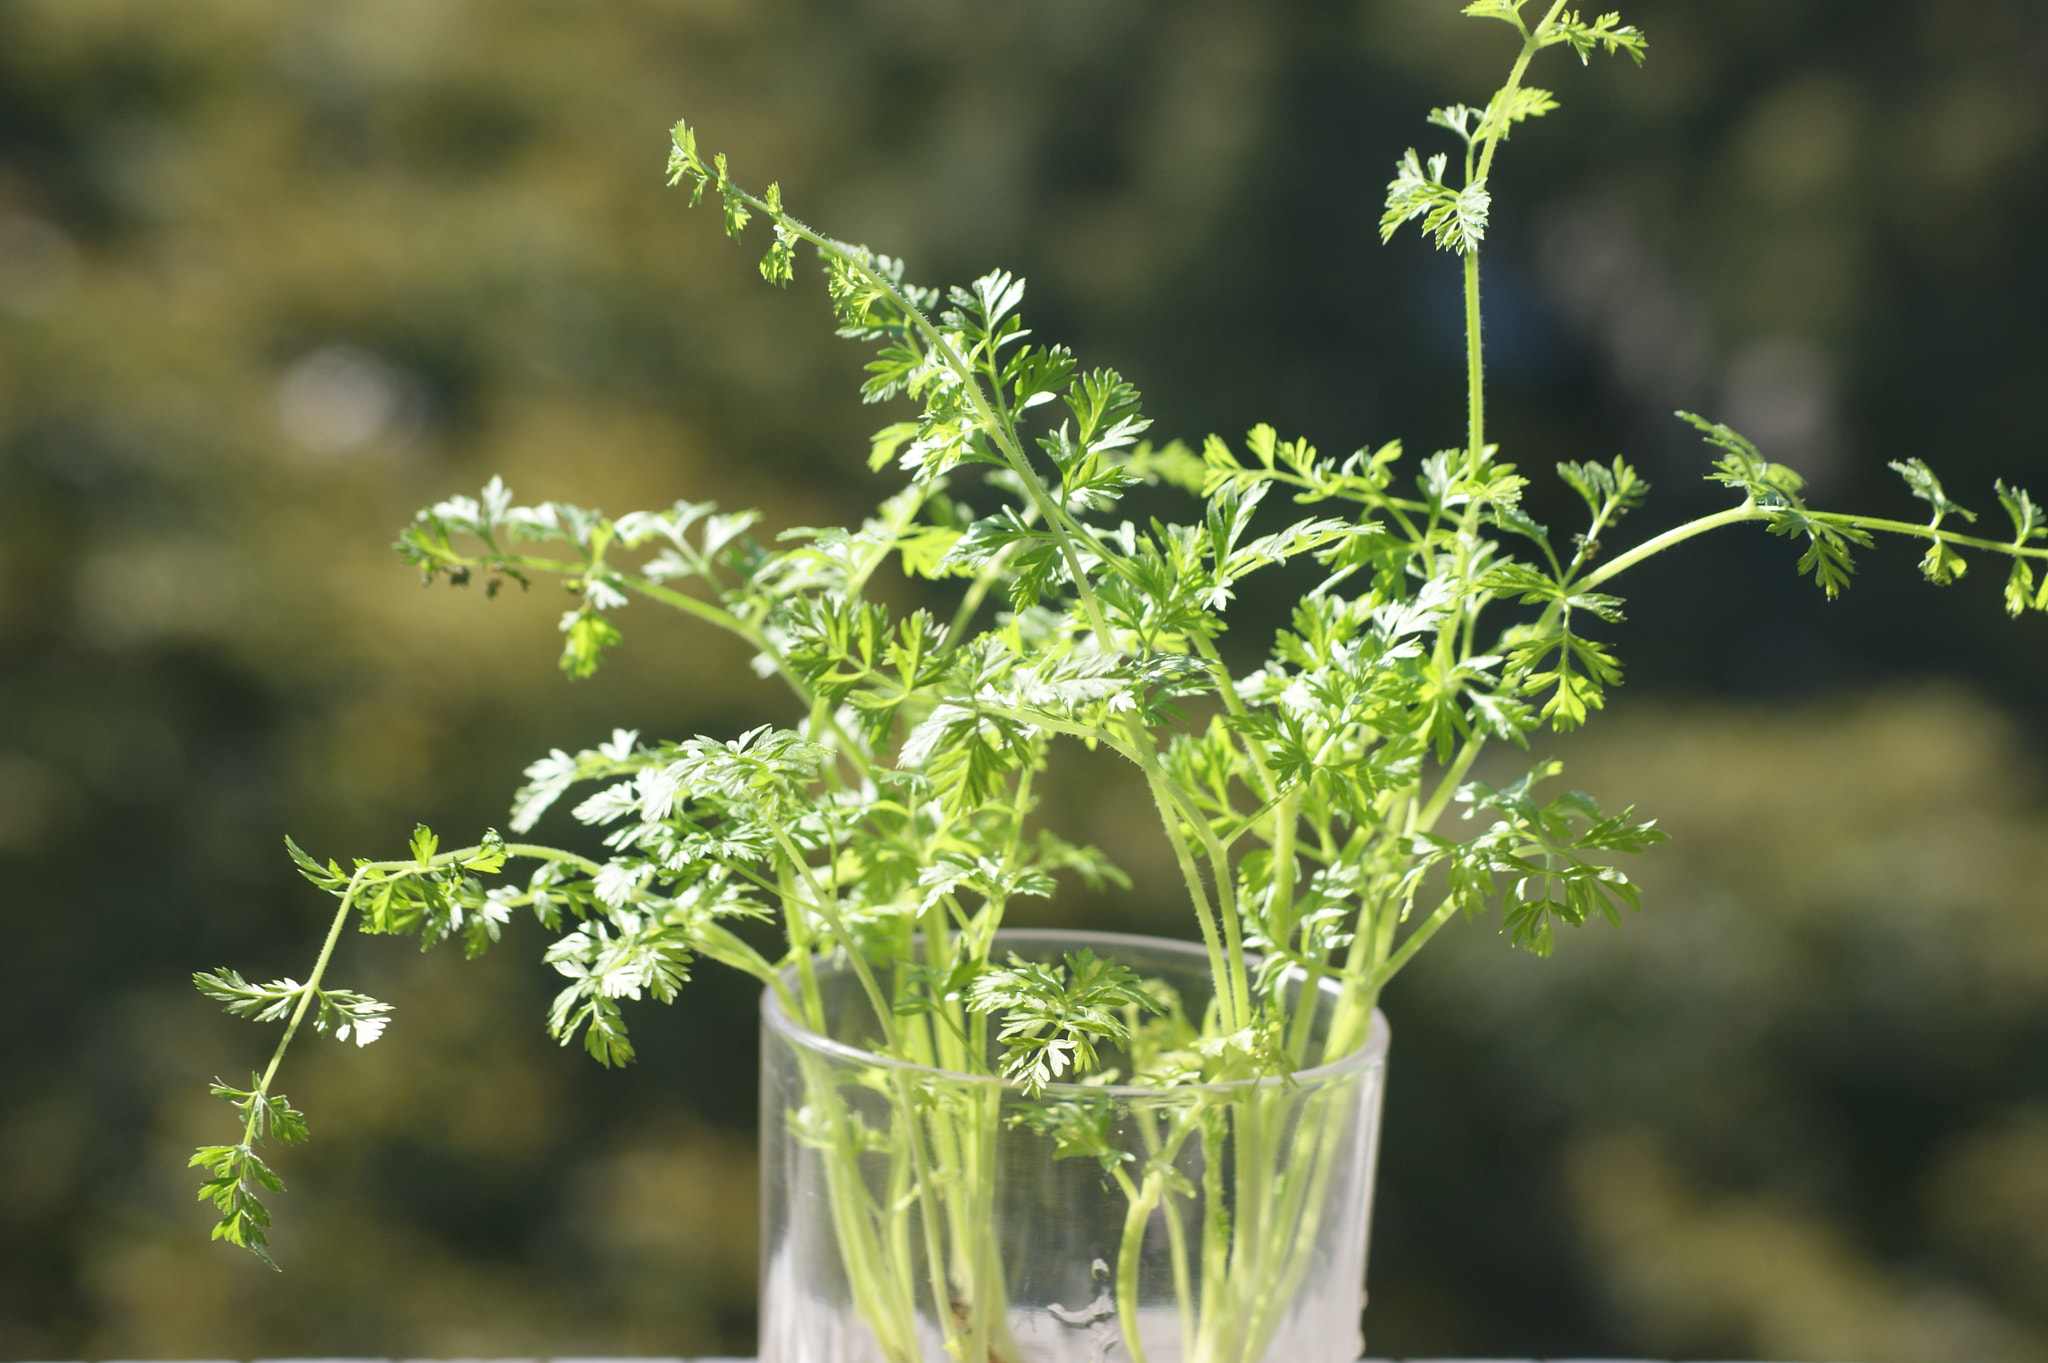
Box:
[200,0,2044,1268]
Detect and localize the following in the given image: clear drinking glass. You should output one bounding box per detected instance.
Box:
[759,929,1390,1363]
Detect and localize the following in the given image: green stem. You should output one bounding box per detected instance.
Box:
[894,1073,968,1363]
[1269,791,1300,954]
[1369,890,1462,991]
[1146,770,1241,1032]
[618,574,878,781]
[239,835,588,1134]
[740,185,1264,1057]
[1577,505,1765,590]
[1453,0,1566,484]
[767,822,898,1046]
[420,541,884,784]
[1112,1165,1158,1363]
[941,515,1038,652]
[1805,510,2048,559]
[1463,249,1484,471]
[1475,2,1570,184]
[969,702,1135,758]
[1577,500,2048,599]
[765,213,1125,654]
[1412,733,1486,836]
[970,696,1248,1027]
[239,867,366,1146]
[1191,632,1277,800]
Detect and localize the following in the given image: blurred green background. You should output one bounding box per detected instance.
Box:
[3,0,2046,1358]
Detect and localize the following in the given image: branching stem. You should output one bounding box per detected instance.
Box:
[239,867,365,1147]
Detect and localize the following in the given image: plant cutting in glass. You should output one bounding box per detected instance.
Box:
[194,3,2048,1359]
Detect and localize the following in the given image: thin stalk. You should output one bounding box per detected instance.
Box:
[1462,250,1484,471]
[762,212,1128,658]
[1147,772,1254,1029]
[1134,1102,1202,1354]
[768,822,897,1045]
[756,195,1265,1055]
[1576,505,1764,591]
[1224,1093,1273,1363]
[1268,790,1300,960]
[894,1073,969,1363]
[1197,1105,1230,1363]
[1412,733,1486,835]
[1284,962,1329,1067]
[1578,501,2048,599]
[882,1120,922,1355]
[1146,769,1243,1033]
[1233,1075,1366,1363]
[1806,510,2048,558]
[237,867,366,1146]
[1449,0,1566,500]
[941,522,1036,651]
[1163,1165,1198,1353]
[965,1087,1020,1363]
[1111,1164,1159,1363]
[1474,3,1571,185]
[1369,891,1462,991]
[1191,632,1278,800]
[794,1045,921,1363]
[618,572,880,781]
[241,836,791,1148]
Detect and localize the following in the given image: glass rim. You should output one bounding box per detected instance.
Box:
[759,926,1390,1097]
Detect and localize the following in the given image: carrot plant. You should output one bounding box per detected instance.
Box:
[197,4,2046,1357]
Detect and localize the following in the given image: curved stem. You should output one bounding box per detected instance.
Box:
[617,573,878,782]
[1111,1165,1158,1363]
[1580,499,2048,599]
[1577,505,1766,590]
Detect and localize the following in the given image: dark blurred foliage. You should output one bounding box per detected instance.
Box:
[2,0,2046,1359]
